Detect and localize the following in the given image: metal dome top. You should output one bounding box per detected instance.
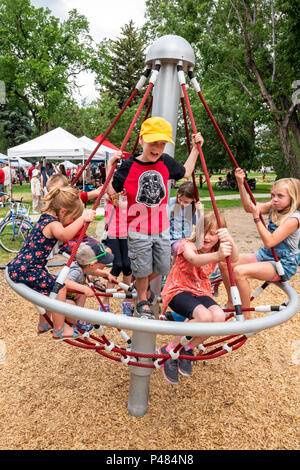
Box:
[145,35,195,70]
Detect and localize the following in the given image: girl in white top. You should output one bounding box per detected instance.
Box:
[31,168,42,213]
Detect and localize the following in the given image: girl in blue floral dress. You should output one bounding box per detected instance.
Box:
[7,186,96,340]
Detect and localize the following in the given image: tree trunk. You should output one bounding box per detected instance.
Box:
[288,110,300,155]
[276,121,300,179]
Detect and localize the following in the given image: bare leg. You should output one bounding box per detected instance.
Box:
[52,286,76,338]
[37,311,52,334]
[233,261,276,312]
[65,294,86,324]
[135,273,159,312]
[169,304,225,350]
[219,253,258,308]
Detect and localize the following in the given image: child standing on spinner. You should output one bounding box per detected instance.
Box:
[7,187,96,340]
[169,181,202,259]
[220,168,300,313]
[103,191,134,314]
[159,211,239,384]
[107,116,204,318]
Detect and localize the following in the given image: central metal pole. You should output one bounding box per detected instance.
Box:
[127,35,195,417]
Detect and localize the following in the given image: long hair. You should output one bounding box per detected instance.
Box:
[41,186,83,219]
[59,164,67,177]
[189,211,227,251]
[271,178,300,225]
[174,181,196,216]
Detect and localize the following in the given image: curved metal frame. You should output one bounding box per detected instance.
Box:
[5,34,300,417]
[5,268,299,337]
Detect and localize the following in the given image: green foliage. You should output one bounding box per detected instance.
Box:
[0,107,33,150]
[0,0,98,135]
[96,20,146,108]
[143,0,300,176]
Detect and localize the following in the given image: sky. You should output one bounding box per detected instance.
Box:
[30,0,147,102]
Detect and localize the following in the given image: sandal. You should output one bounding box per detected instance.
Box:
[37,322,52,336]
[147,289,155,305]
[52,325,79,341]
[134,301,155,319]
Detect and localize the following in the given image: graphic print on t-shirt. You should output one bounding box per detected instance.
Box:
[136,170,166,207]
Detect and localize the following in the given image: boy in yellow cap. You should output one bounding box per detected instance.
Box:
[107,116,204,318]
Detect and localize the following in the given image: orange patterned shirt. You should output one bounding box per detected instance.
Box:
[161,239,216,308]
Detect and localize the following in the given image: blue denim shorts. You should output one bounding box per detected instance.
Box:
[255,247,300,280]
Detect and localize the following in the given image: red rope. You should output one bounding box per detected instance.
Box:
[130,96,153,156]
[196,89,279,263]
[181,83,236,287]
[180,97,199,202]
[65,81,155,268]
[71,88,139,187]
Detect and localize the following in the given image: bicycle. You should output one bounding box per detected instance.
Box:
[0,193,34,253]
[214,178,237,190]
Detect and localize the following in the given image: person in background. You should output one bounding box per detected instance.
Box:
[59,164,67,178]
[3,162,11,197]
[28,162,36,181]
[30,168,42,214]
[0,164,5,207]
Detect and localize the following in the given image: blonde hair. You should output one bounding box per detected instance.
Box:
[41,186,83,219]
[189,211,227,251]
[270,178,300,225]
[46,173,69,192]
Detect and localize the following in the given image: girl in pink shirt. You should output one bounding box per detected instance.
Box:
[103,192,133,314]
[159,211,239,384]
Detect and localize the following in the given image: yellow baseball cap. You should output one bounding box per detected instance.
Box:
[139,117,175,145]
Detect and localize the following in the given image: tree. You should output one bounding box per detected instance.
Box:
[96,20,147,108]
[0,107,33,150]
[143,0,300,177]
[0,0,97,135]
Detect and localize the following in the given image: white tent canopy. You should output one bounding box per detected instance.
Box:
[79,135,115,160]
[7,127,106,160]
[79,136,113,161]
[7,156,32,168]
[61,160,78,169]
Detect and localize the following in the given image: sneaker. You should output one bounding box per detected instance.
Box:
[164,311,186,322]
[121,301,134,316]
[158,345,178,384]
[76,320,93,332]
[178,347,194,377]
[99,304,110,312]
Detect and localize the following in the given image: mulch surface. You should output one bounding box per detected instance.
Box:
[0,207,299,450]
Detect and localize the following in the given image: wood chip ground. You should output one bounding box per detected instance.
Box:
[0,207,299,450]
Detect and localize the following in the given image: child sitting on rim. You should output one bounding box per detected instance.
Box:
[159,211,239,384]
[61,240,116,332]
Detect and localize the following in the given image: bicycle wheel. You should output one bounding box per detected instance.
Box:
[0,218,33,253]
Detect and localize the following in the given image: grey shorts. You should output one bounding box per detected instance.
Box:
[127,229,171,278]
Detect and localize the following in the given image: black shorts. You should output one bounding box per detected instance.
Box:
[104,237,132,277]
[169,291,218,320]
